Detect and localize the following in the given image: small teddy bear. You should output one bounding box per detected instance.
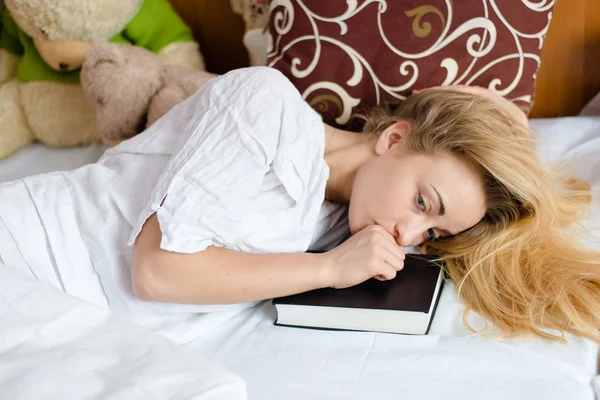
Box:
[0,0,205,158]
[81,42,216,145]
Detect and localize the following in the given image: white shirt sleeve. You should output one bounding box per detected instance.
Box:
[128,67,315,253]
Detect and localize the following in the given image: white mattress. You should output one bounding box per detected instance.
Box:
[1,109,599,399]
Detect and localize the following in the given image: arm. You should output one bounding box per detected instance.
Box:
[132,213,331,304]
[128,68,330,304]
[128,68,405,304]
[132,215,406,304]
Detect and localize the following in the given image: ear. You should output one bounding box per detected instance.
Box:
[374,121,412,156]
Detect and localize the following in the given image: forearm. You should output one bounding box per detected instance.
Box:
[132,214,332,304]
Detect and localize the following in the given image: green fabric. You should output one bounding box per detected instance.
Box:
[0,0,194,83]
[122,0,195,54]
[0,8,24,56]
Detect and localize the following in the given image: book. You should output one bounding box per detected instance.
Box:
[273,254,445,335]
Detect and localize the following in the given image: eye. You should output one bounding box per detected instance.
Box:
[40,28,48,36]
[424,228,437,241]
[416,193,426,211]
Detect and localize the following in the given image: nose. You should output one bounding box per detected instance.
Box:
[394,222,421,247]
[59,62,69,71]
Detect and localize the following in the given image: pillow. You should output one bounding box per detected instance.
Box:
[267,0,554,130]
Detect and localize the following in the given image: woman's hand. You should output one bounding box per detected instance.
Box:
[320,225,406,289]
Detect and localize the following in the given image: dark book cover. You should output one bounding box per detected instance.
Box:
[273,254,445,313]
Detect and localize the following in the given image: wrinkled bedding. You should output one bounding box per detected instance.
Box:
[0,263,246,400]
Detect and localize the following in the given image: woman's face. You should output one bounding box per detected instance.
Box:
[349,122,486,247]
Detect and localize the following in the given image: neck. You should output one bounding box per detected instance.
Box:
[323,123,374,203]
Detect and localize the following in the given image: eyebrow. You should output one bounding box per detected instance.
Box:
[430,184,445,216]
[430,184,454,238]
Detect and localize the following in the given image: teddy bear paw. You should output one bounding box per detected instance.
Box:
[0,80,34,159]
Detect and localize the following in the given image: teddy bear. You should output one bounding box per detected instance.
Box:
[230,0,272,66]
[81,42,217,144]
[0,0,205,159]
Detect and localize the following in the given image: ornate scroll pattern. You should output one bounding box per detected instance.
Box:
[267,0,554,128]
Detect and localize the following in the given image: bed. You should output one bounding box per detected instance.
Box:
[1,1,600,399]
[1,95,599,400]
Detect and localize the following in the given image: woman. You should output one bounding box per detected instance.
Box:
[0,67,597,343]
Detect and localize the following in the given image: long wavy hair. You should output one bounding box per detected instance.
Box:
[361,89,600,343]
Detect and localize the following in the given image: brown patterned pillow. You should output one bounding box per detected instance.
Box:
[267,0,554,130]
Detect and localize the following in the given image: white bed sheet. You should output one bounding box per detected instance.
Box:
[188,288,597,400]
[0,263,246,400]
[0,143,106,182]
[0,111,599,400]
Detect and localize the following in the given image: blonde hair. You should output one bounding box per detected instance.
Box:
[361,90,600,343]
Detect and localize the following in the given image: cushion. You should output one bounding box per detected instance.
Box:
[266,1,554,130]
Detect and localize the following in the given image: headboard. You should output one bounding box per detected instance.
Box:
[169,0,600,119]
[531,0,600,118]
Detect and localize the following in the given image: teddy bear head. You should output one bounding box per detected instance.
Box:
[5,0,143,71]
[80,42,164,142]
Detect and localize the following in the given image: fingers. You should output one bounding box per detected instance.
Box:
[381,246,405,272]
[375,245,405,281]
[369,225,405,269]
[356,225,407,282]
[374,264,397,281]
[373,246,404,282]
[364,224,400,247]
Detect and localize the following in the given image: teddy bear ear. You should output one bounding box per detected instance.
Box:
[84,41,126,68]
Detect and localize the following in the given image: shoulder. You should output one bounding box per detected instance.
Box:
[180,66,316,136]
[204,67,301,104]
[220,66,295,88]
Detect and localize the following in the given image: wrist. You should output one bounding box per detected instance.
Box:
[313,252,334,288]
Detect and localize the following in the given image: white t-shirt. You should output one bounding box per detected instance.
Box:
[0,67,349,342]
